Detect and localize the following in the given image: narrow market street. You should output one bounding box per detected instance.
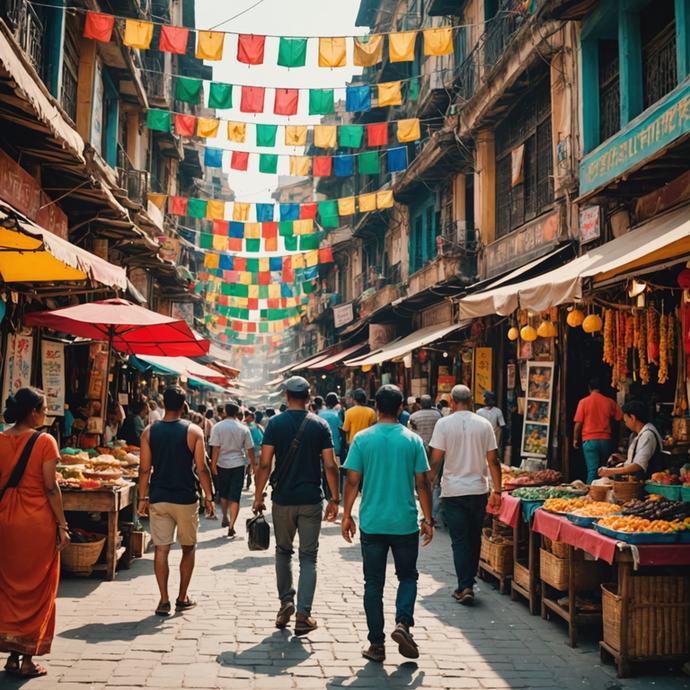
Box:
[2,494,687,690]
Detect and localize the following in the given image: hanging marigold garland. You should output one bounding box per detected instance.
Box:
[658,313,669,384]
[603,308,615,367]
[637,311,650,385]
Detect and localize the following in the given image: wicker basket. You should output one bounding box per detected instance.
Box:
[480,528,513,576]
[551,540,570,559]
[492,516,513,538]
[514,559,530,590]
[602,578,690,659]
[612,480,644,503]
[61,536,106,575]
[540,549,600,591]
[588,485,610,502]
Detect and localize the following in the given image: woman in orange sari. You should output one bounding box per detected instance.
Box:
[0,387,69,678]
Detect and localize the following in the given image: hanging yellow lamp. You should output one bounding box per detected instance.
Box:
[566,308,585,327]
[582,314,603,333]
[537,320,558,338]
[520,325,537,342]
[507,327,519,341]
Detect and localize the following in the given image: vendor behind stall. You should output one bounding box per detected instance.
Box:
[598,401,663,480]
[120,402,148,447]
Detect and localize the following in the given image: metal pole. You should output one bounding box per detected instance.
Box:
[99,327,114,443]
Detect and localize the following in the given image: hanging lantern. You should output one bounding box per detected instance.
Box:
[582,314,603,333]
[566,308,585,327]
[508,327,519,341]
[537,320,557,338]
[362,364,373,373]
[418,349,428,363]
[520,325,537,342]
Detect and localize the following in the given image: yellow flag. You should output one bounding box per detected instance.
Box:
[239,271,252,285]
[204,253,220,269]
[353,35,383,66]
[124,20,153,49]
[314,125,337,149]
[377,82,402,107]
[259,257,270,272]
[293,219,313,235]
[292,254,305,269]
[147,193,167,210]
[285,125,307,147]
[268,284,281,299]
[423,27,453,56]
[212,235,227,251]
[358,193,376,213]
[248,285,259,299]
[236,297,248,308]
[244,222,261,238]
[318,37,347,68]
[233,203,250,222]
[338,197,355,216]
[389,31,416,62]
[305,250,319,267]
[289,156,310,176]
[227,122,246,143]
[197,118,219,138]
[196,31,224,61]
[377,190,394,209]
[397,118,421,143]
[206,200,226,220]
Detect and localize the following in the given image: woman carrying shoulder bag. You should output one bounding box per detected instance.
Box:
[0,387,69,678]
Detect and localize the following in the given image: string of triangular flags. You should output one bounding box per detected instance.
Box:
[84,11,486,66]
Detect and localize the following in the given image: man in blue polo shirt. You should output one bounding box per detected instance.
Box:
[342,384,433,663]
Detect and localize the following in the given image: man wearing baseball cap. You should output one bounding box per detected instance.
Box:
[253,376,340,636]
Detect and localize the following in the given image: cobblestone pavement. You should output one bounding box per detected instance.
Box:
[2,491,688,690]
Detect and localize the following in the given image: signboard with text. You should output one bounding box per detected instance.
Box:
[473,347,492,405]
[41,341,65,415]
[579,206,602,244]
[333,303,354,329]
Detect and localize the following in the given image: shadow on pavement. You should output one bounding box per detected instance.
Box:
[217,630,312,675]
[57,615,169,642]
[210,554,272,572]
[328,661,424,688]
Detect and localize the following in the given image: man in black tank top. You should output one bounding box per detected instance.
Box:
[138,386,215,617]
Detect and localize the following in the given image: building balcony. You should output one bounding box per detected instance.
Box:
[357,262,402,315]
[3,0,45,79]
[408,254,461,297]
[143,56,172,109]
[117,145,150,208]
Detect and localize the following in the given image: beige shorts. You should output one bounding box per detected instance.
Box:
[149,502,199,546]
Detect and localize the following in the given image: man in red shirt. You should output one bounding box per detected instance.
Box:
[573,379,623,483]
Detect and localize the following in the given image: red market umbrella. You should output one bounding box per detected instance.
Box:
[24,299,209,357]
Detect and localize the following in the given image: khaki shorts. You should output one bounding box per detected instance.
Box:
[149,502,199,546]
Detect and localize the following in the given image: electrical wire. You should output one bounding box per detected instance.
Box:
[208,0,267,31]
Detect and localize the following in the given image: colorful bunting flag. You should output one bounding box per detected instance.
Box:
[174,114,196,136]
[358,151,380,175]
[358,193,376,212]
[274,88,299,116]
[309,89,334,115]
[289,156,310,176]
[237,34,265,65]
[280,204,300,221]
[300,203,318,220]
[397,118,421,143]
[187,198,208,218]
[376,190,394,209]
[84,12,114,42]
[339,125,364,148]
[285,125,307,147]
[387,146,407,173]
[367,122,389,146]
[170,196,188,215]
[389,31,416,62]
[318,37,346,68]
[160,25,189,54]
[206,200,225,220]
[259,154,278,174]
[423,27,453,56]
[278,37,307,68]
[338,197,355,216]
[333,155,354,177]
[240,86,265,113]
[256,204,274,222]
[124,20,153,49]
[146,109,171,132]
[353,35,383,66]
[197,118,220,138]
[345,85,371,113]
[256,124,278,147]
[231,151,249,171]
[196,31,224,61]
[313,157,332,177]
[227,122,246,143]
[148,193,167,210]
[314,125,337,149]
[409,77,421,101]
[209,82,233,109]
[378,81,402,107]
[175,77,202,104]
[233,203,250,221]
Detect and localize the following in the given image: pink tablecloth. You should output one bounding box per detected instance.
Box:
[532,509,690,566]
[486,493,521,527]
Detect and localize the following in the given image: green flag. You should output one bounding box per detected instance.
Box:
[146,109,172,132]
[199,234,212,249]
[302,281,314,294]
[246,258,259,273]
[187,198,207,218]
[318,200,337,217]
[221,283,232,296]
[299,232,322,250]
[256,124,278,148]
[309,89,335,115]
[208,82,233,109]
[320,214,338,229]
[259,154,278,174]
[339,125,364,148]
[235,284,249,298]
[175,77,202,104]
[245,239,260,252]
[278,221,294,237]
[258,285,269,299]
[409,77,420,102]
[278,37,307,68]
[284,236,298,251]
[259,322,269,333]
[358,151,380,175]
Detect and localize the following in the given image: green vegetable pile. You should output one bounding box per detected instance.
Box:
[511,487,576,500]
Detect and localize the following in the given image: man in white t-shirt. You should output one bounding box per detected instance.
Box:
[210,403,255,537]
[476,391,505,449]
[428,385,502,606]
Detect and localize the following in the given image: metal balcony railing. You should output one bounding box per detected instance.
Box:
[117,145,150,207]
[143,56,172,107]
[5,0,45,76]
[454,43,480,102]
[484,0,530,70]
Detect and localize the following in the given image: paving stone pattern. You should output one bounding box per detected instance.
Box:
[2,493,688,690]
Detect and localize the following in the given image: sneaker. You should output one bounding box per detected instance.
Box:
[175,597,197,612]
[294,616,318,636]
[227,528,236,538]
[275,602,295,629]
[362,644,386,662]
[391,622,419,659]
[452,588,475,605]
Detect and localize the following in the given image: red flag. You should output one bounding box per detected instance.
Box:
[160,25,189,54]
[300,202,318,220]
[274,89,299,116]
[232,320,243,331]
[367,122,389,146]
[237,34,265,65]
[84,12,114,42]
[218,316,228,327]
[170,196,188,215]
[313,157,332,177]
[267,299,279,309]
[219,296,229,307]
[319,247,334,263]
[261,222,278,238]
[283,257,292,271]
[247,298,259,310]
[247,323,257,333]
[283,267,294,283]
[227,238,243,252]
[174,114,196,136]
[264,237,278,252]
[258,271,271,285]
[213,220,229,235]
[231,151,249,171]
[240,86,265,114]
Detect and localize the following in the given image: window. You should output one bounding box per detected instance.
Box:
[495,76,553,237]
[598,39,620,143]
[640,0,677,110]
[409,193,438,273]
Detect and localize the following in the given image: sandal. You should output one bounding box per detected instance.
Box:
[175,597,197,612]
[155,601,171,616]
[19,662,47,678]
[4,655,19,675]
[221,519,229,528]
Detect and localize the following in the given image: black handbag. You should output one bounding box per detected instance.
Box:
[0,431,41,504]
[246,513,271,551]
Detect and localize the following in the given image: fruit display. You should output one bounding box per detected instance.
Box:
[501,466,527,486]
[570,502,621,517]
[511,487,577,500]
[622,496,689,520]
[649,470,682,486]
[543,497,590,513]
[57,447,138,490]
[506,469,563,488]
[596,515,690,533]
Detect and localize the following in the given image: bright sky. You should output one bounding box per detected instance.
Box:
[194,0,364,204]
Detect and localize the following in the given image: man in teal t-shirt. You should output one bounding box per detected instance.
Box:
[342,384,433,664]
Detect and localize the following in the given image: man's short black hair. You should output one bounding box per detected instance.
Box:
[133,401,148,415]
[249,406,256,413]
[354,389,367,405]
[266,409,275,417]
[314,396,324,407]
[326,392,339,407]
[589,378,601,391]
[375,385,403,416]
[198,404,207,413]
[286,390,309,401]
[217,405,224,414]
[622,400,649,424]
[225,403,239,417]
[163,385,186,412]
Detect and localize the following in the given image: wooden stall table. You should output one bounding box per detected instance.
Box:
[533,508,690,676]
[62,484,136,581]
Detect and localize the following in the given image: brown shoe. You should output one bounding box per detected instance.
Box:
[362,644,386,662]
[391,622,419,659]
[452,588,475,605]
[275,602,295,629]
[294,616,318,636]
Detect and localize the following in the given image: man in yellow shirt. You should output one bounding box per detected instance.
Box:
[343,389,376,444]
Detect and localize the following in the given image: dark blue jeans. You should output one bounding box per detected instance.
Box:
[360,531,419,646]
[443,494,488,592]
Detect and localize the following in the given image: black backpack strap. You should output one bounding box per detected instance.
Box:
[0,431,42,503]
[270,413,314,490]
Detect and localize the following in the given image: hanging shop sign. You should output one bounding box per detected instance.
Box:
[0,150,68,239]
[2,333,33,407]
[579,205,602,244]
[333,302,354,328]
[128,267,150,301]
[480,210,560,280]
[437,376,456,393]
[172,302,194,326]
[158,236,180,262]
[369,323,396,351]
[507,362,516,390]
[473,347,492,405]
[41,341,65,415]
[511,144,525,186]
[521,361,554,459]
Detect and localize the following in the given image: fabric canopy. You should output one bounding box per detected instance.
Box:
[346,322,472,367]
[0,205,126,289]
[307,343,368,369]
[136,355,228,385]
[459,204,690,319]
[283,350,334,373]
